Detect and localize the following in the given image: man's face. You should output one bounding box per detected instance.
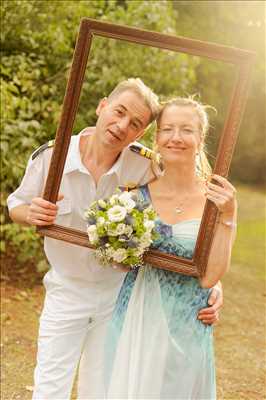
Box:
[95,90,152,152]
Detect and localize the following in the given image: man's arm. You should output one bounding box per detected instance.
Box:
[9,196,62,226]
[7,143,62,227]
[197,281,223,325]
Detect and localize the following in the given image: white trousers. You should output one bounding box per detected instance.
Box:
[32,270,124,400]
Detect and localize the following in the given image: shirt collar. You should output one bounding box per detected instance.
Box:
[63,127,129,178]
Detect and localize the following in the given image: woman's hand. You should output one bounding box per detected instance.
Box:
[205,174,237,217]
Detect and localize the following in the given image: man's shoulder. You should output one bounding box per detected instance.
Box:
[31,139,55,160]
[31,133,81,161]
[127,142,160,164]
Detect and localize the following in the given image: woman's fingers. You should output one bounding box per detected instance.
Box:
[211,174,237,193]
[205,179,236,214]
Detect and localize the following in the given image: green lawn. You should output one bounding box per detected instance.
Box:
[215,183,266,400]
[232,184,265,279]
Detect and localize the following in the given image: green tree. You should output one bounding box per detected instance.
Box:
[1,0,196,265]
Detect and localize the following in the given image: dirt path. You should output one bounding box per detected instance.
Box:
[1,258,265,400]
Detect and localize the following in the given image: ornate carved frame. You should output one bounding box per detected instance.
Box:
[37,18,255,277]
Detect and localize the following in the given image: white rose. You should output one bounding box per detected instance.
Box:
[125,198,136,212]
[87,225,97,233]
[141,232,152,247]
[144,220,155,231]
[112,248,127,263]
[118,192,136,212]
[124,225,133,236]
[119,192,132,202]
[116,223,126,235]
[87,225,98,243]
[108,205,127,222]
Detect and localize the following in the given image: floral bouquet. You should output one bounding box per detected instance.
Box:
[84,190,158,268]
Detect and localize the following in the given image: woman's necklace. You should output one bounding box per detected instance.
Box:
[173,179,203,214]
[175,194,189,214]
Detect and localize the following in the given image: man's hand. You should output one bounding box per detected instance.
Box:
[197,281,223,325]
[26,194,63,226]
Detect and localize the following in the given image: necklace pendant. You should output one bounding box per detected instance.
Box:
[175,207,182,214]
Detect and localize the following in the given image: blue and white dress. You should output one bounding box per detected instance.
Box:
[105,185,216,399]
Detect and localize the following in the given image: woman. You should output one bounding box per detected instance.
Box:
[104,97,237,399]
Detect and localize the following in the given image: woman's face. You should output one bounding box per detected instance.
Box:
[156,105,202,165]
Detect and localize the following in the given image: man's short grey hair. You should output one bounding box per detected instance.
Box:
[107,78,161,123]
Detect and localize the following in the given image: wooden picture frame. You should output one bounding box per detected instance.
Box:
[37,18,255,277]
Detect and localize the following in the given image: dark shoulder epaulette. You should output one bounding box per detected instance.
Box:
[129,142,163,171]
[32,140,55,160]
[129,143,157,161]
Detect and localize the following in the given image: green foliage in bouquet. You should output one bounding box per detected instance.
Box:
[85,190,158,268]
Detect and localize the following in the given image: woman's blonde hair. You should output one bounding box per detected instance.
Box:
[153,96,215,179]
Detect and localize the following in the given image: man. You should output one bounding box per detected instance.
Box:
[7,78,222,399]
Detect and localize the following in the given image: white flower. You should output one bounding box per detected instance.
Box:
[124,225,133,236]
[119,191,132,201]
[134,247,145,257]
[108,205,127,222]
[87,225,98,243]
[112,248,127,263]
[105,246,116,259]
[84,209,94,218]
[144,220,155,231]
[97,216,105,225]
[110,194,119,205]
[144,204,153,212]
[140,232,152,247]
[118,192,136,211]
[107,225,119,236]
[116,223,126,235]
[143,205,154,216]
[98,199,107,208]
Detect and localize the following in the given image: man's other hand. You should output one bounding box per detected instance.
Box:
[197,281,223,325]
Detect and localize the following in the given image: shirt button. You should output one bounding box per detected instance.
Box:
[88,317,93,324]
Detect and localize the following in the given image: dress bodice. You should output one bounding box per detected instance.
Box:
[138,184,200,259]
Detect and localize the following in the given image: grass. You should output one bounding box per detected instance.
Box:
[1,183,265,400]
[215,183,266,400]
[232,183,265,279]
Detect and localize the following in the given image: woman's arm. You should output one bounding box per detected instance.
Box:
[199,175,237,289]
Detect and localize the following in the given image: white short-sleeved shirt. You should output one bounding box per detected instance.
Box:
[7,128,155,284]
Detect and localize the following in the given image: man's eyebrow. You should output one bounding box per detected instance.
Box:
[116,104,127,111]
[117,104,144,128]
[132,117,144,128]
